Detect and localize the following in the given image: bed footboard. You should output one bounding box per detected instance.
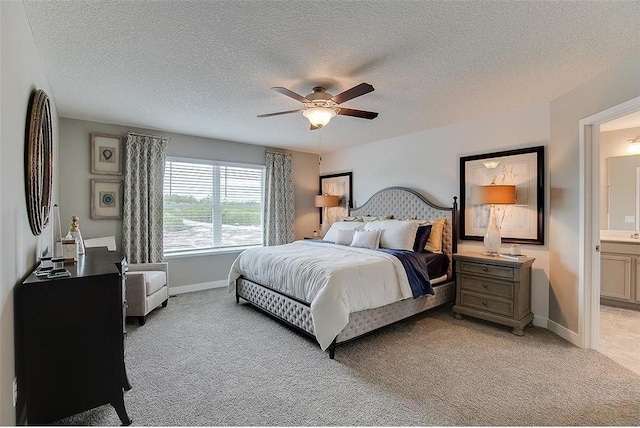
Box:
[237,276,455,358]
[237,277,315,337]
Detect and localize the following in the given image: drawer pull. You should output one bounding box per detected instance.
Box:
[482,267,488,271]
[482,284,488,288]
[482,301,487,305]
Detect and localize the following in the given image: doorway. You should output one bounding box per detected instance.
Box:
[579,96,640,370]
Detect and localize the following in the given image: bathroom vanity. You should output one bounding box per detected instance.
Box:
[600,237,640,310]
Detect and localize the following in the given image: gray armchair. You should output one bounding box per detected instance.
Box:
[125,262,169,325]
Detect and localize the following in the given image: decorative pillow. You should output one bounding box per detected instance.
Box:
[335,229,357,245]
[323,221,365,242]
[364,220,419,251]
[340,216,363,222]
[350,229,381,250]
[413,224,433,252]
[425,218,446,253]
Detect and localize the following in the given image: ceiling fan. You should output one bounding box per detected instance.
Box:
[258,83,378,130]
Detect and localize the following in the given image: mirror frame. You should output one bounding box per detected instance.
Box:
[25,89,53,236]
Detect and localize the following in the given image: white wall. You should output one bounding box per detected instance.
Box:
[0,2,59,424]
[321,103,551,325]
[548,57,640,335]
[59,118,319,290]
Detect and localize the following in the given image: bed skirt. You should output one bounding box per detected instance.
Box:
[236,276,455,354]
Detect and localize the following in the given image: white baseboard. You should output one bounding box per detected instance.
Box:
[533,315,548,328]
[546,318,581,347]
[170,280,227,295]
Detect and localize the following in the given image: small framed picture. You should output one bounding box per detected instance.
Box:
[91,133,123,175]
[90,179,122,219]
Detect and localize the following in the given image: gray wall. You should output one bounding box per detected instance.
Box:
[549,57,640,334]
[0,2,60,424]
[58,118,319,289]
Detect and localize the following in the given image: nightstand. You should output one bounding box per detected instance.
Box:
[453,252,535,335]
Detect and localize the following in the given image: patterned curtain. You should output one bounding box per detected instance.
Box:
[263,152,295,246]
[122,132,168,263]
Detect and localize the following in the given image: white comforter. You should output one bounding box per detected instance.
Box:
[228,240,413,350]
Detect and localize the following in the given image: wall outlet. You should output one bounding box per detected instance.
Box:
[625,215,635,223]
[13,378,17,407]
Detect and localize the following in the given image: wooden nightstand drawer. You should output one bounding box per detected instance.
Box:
[459,274,513,299]
[460,291,513,317]
[458,260,514,280]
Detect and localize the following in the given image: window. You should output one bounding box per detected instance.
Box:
[163,157,264,255]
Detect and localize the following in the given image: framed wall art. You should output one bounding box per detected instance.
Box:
[460,146,544,245]
[91,133,123,175]
[319,172,352,225]
[90,179,122,219]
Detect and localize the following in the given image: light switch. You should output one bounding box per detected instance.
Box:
[625,215,635,223]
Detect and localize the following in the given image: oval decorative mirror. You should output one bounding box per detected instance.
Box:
[25,89,53,236]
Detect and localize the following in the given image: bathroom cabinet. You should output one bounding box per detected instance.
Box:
[600,240,640,310]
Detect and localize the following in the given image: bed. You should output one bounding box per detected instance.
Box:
[228,186,458,358]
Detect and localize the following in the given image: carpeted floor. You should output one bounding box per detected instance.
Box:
[56,287,640,426]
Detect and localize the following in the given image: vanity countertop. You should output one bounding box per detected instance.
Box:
[601,237,640,243]
[600,230,640,243]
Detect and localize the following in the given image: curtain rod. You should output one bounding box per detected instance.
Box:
[127,131,171,140]
[265,150,291,156]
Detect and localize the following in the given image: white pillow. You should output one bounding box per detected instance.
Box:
[335,229,356,245]
[364,220,419,251]
[323,221,366,242]
[350,229,381,250]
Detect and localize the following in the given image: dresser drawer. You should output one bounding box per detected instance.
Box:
[459,274,513,299]
[458,260,514,280]
[460,291,513,317]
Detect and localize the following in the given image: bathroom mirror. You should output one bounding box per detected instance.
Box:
[607,154,640,231]
[25,89,53,236]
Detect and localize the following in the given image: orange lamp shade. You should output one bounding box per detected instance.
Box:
[472,185,516,205]
[314,195,340,208]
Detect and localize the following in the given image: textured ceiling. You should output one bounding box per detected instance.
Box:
[23,0,640,154]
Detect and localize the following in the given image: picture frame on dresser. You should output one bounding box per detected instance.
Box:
[90,133,123,175]
[319,172,352,226]
[91,179,122,219]
[459,146,544,245]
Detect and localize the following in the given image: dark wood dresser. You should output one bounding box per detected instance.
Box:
[15,247,131,425]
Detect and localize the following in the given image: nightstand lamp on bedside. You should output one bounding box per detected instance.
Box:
[472,184,516,255]
[315,194,340,236]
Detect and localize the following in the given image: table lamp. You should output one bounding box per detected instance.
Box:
[315,194,340,236]
[472,184,516,255]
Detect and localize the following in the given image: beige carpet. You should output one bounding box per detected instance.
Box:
[57,287,640,426]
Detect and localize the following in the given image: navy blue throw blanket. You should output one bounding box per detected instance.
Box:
[378,249,435,298]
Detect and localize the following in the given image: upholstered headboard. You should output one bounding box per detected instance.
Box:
[350,187,458,279]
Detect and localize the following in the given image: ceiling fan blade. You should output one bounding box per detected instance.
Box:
[310,124,319,131]
[337,108,378,119]
[272,87,310,103]
[257,109,301,118]
[332,83,374,104]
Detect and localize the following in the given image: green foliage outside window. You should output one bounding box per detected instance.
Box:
[164,194,261,232]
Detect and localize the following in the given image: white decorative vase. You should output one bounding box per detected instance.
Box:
[483,204,501,255]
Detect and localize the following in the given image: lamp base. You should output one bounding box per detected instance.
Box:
[482,251,499,257]
[321,223,330,236]
[483,204,502,255]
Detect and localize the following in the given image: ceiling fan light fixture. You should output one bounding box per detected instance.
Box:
[302,107,337,128]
